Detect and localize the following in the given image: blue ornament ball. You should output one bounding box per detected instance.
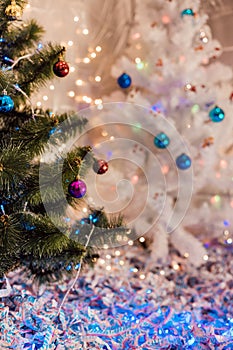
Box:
[209,106,225,123]
[0,93,14,112]
[176,153,192,170]
[154,132,170,149]
[181,8,195,17]
[117,73,132,89]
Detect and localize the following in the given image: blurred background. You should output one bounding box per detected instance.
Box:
[24,0,233,112]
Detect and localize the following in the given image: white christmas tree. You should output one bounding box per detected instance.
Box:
[83,0,233,266]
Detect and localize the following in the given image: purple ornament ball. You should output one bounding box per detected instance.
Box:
[68,179,87,198]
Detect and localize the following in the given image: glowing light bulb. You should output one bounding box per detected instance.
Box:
[68,41,73,46]
[128,240,134,246]
[95,99,103,105]
[115,250,121,256]
[74,16,79,22]
[83,57,90,64]
[135,57,141,63]
[82,207,88,213]
[43,95,48,101]
[70,66,75,73]
[203,254,209,261]
[68,91,75,98]
[95,76,102,82]
[139,237,145,243]
[50,85,55,90]
[103,244,109,250]
[83,29,89,35]
[37,101,42,107]
[140,274,146,280]
[96,46,102,52]
[106,266,111,271]
[76,79,83,86]
[91,52,97,58]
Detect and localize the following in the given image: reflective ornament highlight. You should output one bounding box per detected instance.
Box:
[68,179,87,198]
[154,132,170,149]
[93,159,109,175]
[0,92,14,112]
[117,73,132,89]
[181,9,195,17]
[209,106,225,123]
[176,153,192,170]
[53,59,69,78]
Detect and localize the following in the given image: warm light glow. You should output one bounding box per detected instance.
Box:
[131,175,139,185]
[161,165,169,175]
[140,274,146,280]
[74,16,79,22]
[173,263,179,271]
[36,102,42,107]
[162,15,171,24]
[119,260,124,266]
[220,160,227,169]
[101,130,108,137]
[68,91,75,98]
[82,207,88,213]
[203,254,209,261]
[83,57,90,64]
[76,79,83,86]
[43,95,48,101]
[103,244,109,250]
[115,250,121,256]
[184,252,189,258]
[70,66,75,73]
[135,57,141,64]
[95,76,102,82]
[95,99,103,105]
[227,238,233,244]
[160,270,165,276]
[50,85,55,90]
[128,240,134,246]
[106,265,111,271]
[68,41,73,46]
[91,52,97,58]
[83,96,92,103]
[96,46,102,52]
[83,29,89,35]
[106,255,111,260]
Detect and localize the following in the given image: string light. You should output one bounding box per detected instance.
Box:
[128,240,134,246]
[140,274,146,280]
[83,57,90,64]
[76,79,83,86]
[95,76,102,82]
[203,254,209,261]
[74,16,79,22]
[36,102,42,107]
[68,91,75,98]
[91,52,97,58]
[50,85,55,90]
[139,237,145,243]
[106,265,111,271]
[95,99,103,105]
[160,270,165,275]
[96,46,102,52]
[43,95,48,101]
[68,41,73,46]
[83,29,89,35]
[115,250,121,256]
[70,66,75,73]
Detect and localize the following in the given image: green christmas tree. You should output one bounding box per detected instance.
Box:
[0,0,125,283]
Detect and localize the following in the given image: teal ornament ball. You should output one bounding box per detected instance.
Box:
[181,8,195,17]
[209,106,225,123]
[176,153,192,170]
[154,132,170,149]
[0,93,14,112]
